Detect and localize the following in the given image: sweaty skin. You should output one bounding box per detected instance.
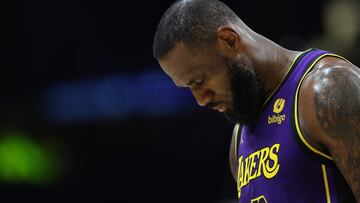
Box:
[298,56,360,202]
[158,23,360,201]
[159,27,298,114]
[159,41,233,110]
[229,56,360,201]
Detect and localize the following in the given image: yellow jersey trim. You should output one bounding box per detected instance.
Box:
[325,53,349,62]
[234,123,241,159]
[251,195,268,203]
[294,53,348,160]
[259,49,310,112]
[294,53,333,160]
[322,164,331,203]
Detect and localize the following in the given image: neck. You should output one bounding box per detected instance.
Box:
[245,34,300,104]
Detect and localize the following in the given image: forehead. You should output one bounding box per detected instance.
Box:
[158,42,211,85]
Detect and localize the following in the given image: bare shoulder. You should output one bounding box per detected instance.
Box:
[308,56,360,139]
[298,55,360,200]
[298,56,360,145]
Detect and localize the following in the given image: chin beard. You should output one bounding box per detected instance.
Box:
[223,57,264,125]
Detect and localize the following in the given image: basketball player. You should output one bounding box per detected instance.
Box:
[153,0,360,202]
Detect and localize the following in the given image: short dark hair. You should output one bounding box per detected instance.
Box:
[153,0,239,59]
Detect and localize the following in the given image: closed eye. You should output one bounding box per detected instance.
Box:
[186,77,205,87]
[194,79,203,85]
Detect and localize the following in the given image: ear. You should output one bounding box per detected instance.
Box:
[217,26,241,56]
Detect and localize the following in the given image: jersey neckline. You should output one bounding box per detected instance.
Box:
[258,48,314,113]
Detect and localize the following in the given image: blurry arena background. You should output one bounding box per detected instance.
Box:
[2,0,359,202]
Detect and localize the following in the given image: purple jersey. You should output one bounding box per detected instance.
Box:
[234,49,355,203]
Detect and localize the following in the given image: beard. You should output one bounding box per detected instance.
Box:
[223,57,264,125]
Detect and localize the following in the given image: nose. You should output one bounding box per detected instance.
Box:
[190,86,213,107]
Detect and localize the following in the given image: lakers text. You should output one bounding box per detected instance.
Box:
[237,143,281,198]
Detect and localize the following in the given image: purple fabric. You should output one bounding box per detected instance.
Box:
[237,49,341,202]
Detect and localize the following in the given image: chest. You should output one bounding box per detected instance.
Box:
[236,98,331,202]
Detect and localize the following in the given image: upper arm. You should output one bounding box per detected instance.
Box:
[298,57,360,201]
[229,123,240,182]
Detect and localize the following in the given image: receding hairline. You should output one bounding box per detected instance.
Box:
[153,0,246,59]
[157,21,249,61]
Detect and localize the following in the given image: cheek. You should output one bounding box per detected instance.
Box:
[209,67,232,97]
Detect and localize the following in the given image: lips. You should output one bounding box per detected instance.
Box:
[209,102,226,112]
[215,104,226,112]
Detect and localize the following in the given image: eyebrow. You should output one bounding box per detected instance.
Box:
[174,65,201,88]
[172,76,193,88]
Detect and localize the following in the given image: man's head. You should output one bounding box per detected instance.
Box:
[153,0,264,124]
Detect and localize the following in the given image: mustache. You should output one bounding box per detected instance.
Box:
[207,101,223,109]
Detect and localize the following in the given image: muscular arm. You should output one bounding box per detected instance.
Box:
[299,57,360,201]
[229,124,240,182]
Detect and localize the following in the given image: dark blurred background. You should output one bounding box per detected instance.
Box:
[1,0,359,202]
